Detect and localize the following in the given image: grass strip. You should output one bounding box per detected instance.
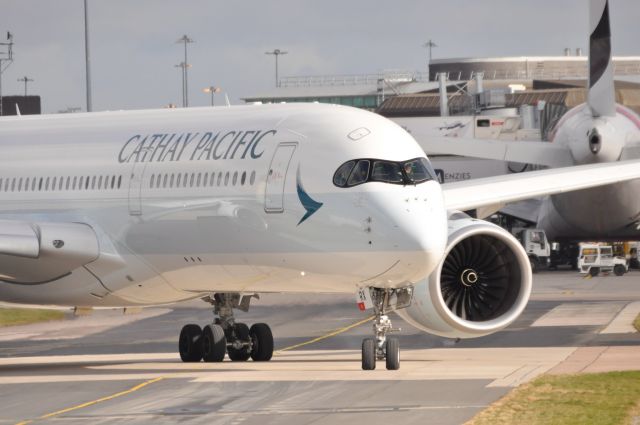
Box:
[633,313,640,332]
[0,308,66,327]
[467,371,640,425]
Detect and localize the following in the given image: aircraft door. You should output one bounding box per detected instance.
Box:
[128,159,148,216]
[264,142,297,213]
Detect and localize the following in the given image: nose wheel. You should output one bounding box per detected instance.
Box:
[360,287,409,371]
[178,293,274,363]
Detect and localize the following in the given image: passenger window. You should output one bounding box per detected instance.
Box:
[117,175,122,189]
[217,172,222,186]
[197,173,202,187]
[177,173,182,187]
[170,173,175,188]
[183,173,188,188]
[209,172,215,186]
[59,177,64,190]
[32,178,37,191]
[224,172,229,186]
[24,177,29,191]
[91,176,96,189]
[163,174,168,188]
[111,176,115,189]
[250,171,256,185]
[45,177,50,191]
[333,161,356,186]
[18,178,23,191]
[52,177,57,190]
[189,173,195,187]
[85,176,90,190]
[66,177,70,190]
[241,171,246,185]
[347,160,370,186]
[232,171,238,186]
[150,174,155,188]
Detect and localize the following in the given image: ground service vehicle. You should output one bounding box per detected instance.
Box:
[512,228,550,273]
[578,244,628,276]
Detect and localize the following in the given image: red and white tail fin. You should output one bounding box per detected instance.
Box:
[588,0,616,117]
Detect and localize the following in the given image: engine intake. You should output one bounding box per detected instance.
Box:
[396,217,532,339]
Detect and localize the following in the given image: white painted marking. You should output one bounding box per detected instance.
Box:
[531,302,624,327]
[600,301,640,334]
[0,348,576,387]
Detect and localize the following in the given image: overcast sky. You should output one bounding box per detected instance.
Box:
[1,0,639,113]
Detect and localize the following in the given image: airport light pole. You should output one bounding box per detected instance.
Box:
[422,39,437,80]
[84,0,92,112]
[265,49,287,88]
[176,35,194,107]
[17,76,33,96]
[203,86,221,106]
[0,31,14,117]
[175,62,191,107]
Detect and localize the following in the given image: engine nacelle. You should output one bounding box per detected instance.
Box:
[396,215,532,339]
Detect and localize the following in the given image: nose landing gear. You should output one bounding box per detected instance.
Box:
[178,293,273,363]
[360,287,412,371]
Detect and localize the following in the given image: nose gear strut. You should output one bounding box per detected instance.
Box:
[361,287,413,370]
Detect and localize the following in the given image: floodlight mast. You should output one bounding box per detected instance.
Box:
[265,49,288,88]
[17,76,33,96]
[0,31,14,117]
[176,35,194,107]
[84,0,92,112]
[422,39,437,79]
[203,86,221,106]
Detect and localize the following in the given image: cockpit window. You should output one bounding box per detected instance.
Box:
[333,157,436,188]
[403,158,436,184]
[347,160,370,186]
[333,160,356,186]
[371,161,403,183]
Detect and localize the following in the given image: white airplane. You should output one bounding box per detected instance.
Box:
[414,0,640,242]
[1,102,640,371]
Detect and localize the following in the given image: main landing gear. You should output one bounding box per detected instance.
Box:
[361,287,412,371]
[178,293,273,363]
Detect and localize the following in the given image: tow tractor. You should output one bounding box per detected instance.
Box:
[578,244,628,277]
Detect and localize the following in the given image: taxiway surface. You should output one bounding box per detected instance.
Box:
[2,271,640,425]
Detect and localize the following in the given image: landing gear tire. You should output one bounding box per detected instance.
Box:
[179,324,203,362]
[362,338,376,370]
[250,323,273,361]
[202,324,226,362]
[589,267,600,277]
[614,265,626,276]
[385,337,400,370]
[228,323,251,361]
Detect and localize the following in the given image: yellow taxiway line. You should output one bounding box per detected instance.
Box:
[15,376,164,425]
[13,315,373,424]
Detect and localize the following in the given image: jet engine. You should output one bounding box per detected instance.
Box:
[396,215,532,339]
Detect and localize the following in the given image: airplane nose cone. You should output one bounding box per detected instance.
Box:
[364,182,448,285]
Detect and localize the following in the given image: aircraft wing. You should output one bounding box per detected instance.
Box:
[423,136,574,168]
[442,159,640,212]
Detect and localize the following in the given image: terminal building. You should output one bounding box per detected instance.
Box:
[243,56,640,120]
